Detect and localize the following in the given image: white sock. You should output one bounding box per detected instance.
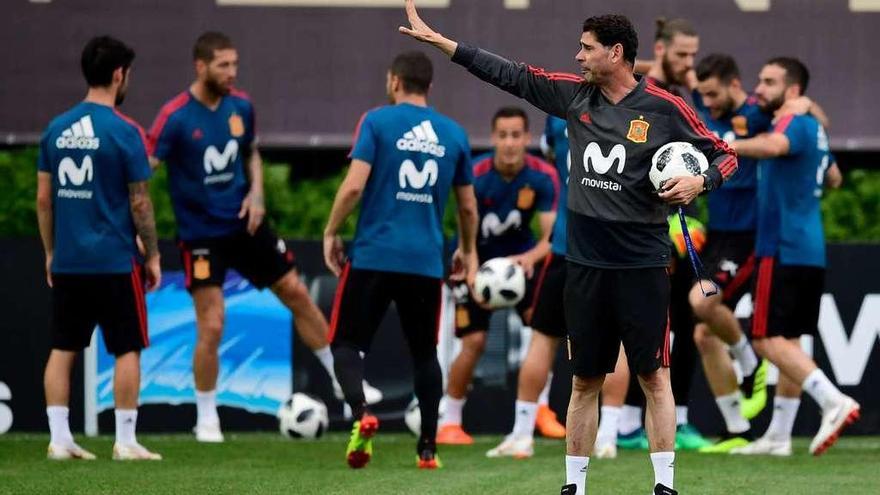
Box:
[196,389,219,425]
[314,346,337,381]
[115,409,138,446]
[565,455,589,494]
[597,406,621,446]
[730,334,758,377]
[538,373,553,406]
[716,392,750,434]
[619,405,643,435]
[441,396,465,426]
[46,406,73,446]
[512,400,539,438]
[650,451,675,489]
[675,406,688,426]
[765,396,800,441]
[802,369,843,411]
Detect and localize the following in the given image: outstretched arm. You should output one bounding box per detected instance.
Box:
[323,160,371,276]
[400,0,581,118]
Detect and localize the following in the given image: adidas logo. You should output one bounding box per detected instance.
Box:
[56,115,100,150]
[396,120,446,158]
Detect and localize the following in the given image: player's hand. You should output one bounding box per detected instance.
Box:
[778,96,813,117]
[399,0,458,56]
[450,248,478,293]
[509,253,535,279]
[658,175,703,205]
[144,255,161,292]
[238,191,266,236]
[44,253,53,288]
[323,233,346,277]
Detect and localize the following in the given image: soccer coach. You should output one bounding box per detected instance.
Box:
[400,2,737,494]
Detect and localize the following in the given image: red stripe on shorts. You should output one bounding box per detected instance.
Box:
[130,260,149,347]
[752,257,775,338]
[328,262,351,343]
[723,254,756,302]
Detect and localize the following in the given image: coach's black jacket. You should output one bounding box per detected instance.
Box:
[452,44,737,269]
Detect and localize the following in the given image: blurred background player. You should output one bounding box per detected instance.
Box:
[146,32,373,444]
[323,51,478,469]
[37,36,161,461]
[730,57,857,456]
[437,106,559,447]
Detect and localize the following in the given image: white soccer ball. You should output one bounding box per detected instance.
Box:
[474,257,526,309]
[404,397,446,436]
[278,393,329,439]
[649,141,709,191]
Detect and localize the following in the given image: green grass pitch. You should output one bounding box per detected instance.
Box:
[1,433,879,494]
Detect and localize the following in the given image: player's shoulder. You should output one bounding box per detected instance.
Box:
[227,88,254,110]
[472,156,494,178]
[44,104,85,136]
[523,154,559,186]
[108,109,148,147]
[773,113,814,134]
[642,79,691,115]
[154,91,192,127]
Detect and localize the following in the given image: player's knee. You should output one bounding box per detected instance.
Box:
[751,337,772,359]
[571,375,602,398]
[693,324,713,352]
[197,315,224,347]
[275,274,311,306]
[461,332,487,356]
[638,369,669,398]
[689,289,717,320]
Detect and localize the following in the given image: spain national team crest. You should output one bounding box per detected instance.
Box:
[517,185,535,210]
[228,114,245,137]
[627,117,650,143]
[732,115,749,137]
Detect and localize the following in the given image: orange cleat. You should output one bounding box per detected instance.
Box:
[536,404,566,439]
[436,423,474,445]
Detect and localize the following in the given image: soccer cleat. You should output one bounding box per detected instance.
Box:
[346,414,379,469]
[675,423,712,450]
[112,442,162,461]
[193,420,225,443]
[560,484,578,495]
[698,431,752,454]
[617,427,650,450]
[730,436,792,456]
[485,434,534,459]
[654,483,678,495]
[740,359,769,420]
[417,449,442,469]
[536,404,566,439]
[436,423,474,445]
[334,380,384,405]
[46,442,96,460]
[810,395,860,456]
[594,441,617,459]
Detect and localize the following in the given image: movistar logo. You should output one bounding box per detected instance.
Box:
[57,155,94,199]
[396,158,438,204]
[583,142,626,175]
[481,210,522,238]
[203,139,238,184]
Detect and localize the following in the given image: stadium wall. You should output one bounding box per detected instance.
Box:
[1,239,878,437]
[2,0,879,150]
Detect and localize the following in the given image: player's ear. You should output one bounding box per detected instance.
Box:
[653,40,665,59]
[112,66,125,85]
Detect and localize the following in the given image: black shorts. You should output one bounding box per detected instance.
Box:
[702,230,756,308]
[529,253,567,338]
[565,262,671,377]
[51,269,149,356]
[751,257,824,339]
[329,263,443,355]
[453,256,547,338]
[178,222,295,291]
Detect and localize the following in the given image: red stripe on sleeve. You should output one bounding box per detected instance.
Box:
[473,157,494,177]
[348,111,370,159]
[527,65,584,83]
[113,110,149,151]
[774,114,795,134]
[146,92,190,156]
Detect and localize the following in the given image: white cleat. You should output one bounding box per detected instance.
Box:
[810,395,860,456]
[113,442,162,461]
[485,434,534,459]
[193,420,225,443]
[594,442,617,459]
[731,436,792,456]
[47,442,97,460]
[333,380,384,405]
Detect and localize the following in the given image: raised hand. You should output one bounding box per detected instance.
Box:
[398,0,458,56]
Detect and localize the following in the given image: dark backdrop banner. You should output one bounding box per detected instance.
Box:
[2,0,879,149]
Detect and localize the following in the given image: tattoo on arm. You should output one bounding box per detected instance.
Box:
[129,181,159,259]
